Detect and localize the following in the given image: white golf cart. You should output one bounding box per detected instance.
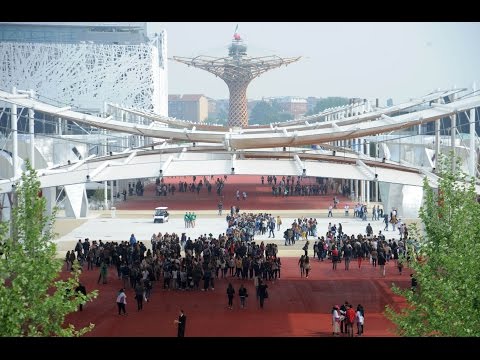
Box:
[153,207,169,223]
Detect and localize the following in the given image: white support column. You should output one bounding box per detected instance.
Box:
[375,179,379,202]
[58,117,62,136]
[110,180,114,209]
[104,181,108,210]
[28,107,35,167]
[103,129,108,156]
[350,178,353,199]
[366,178,370,204]
[469,82,477,177]
[360,180,365,203]
[435,119,440,169]
[451,89,458,172]
[11,87,18,179]
[451,113,456,171]
[355,180,359,202]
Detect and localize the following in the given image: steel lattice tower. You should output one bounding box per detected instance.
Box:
[173,31,300,127]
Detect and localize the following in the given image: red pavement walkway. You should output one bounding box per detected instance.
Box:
[115,175,351,211]
[67,258,409,337]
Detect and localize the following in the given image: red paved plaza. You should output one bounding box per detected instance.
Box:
[67,257,409,337]
[114,175,351,211]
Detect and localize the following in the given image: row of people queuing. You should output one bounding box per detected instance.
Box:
[226,212,280,242]
[283,217,319,245]
[262,175,345,194]
[352,203,384,221]
[66,238,149,272]
[153,175,227,197]
[270,183,338,197]
[118,230,284,295]
[311,231,407,264]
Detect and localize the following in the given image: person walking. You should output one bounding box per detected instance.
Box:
[276,215,282,231]
[356,304,365,335]
[332,305,341,336]
[174,309,187,337]
[75,283,87,311]
[345,304,356,337]
[378,251,386,277]
[226,283,235,309]
[135,282,144,311]
[304,256,311,278]
[116,288,127,315]
[239,284,248,309]
[411,274,417,292]
[331,245,339,271]
[258,280,268,309]
[97,261,107,284]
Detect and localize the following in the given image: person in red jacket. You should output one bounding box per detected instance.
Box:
[331,245,339,270]
[345,304,356,337]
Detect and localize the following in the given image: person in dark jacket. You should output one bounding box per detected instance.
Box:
[227,283,235,309]
[239,284,248,309]
[174,309,187,337]
[75,283,87,311]
[258,280,268,309]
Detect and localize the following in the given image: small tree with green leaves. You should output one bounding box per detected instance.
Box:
[385,154,480,336]
[0,160,98,336]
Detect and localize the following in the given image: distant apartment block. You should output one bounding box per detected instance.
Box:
[276,97,308,118]
[168,94,209,123]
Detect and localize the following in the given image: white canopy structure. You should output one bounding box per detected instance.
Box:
[0,87,479,219]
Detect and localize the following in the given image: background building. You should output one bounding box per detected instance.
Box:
[0,22,168,115]
[169,94,209,123]
[276,97,308,118]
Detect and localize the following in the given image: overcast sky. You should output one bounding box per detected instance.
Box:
[148,22,480,105]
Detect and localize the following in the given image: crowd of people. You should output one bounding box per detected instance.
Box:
[66,205,415,336]
[332,302,365,336]
[261,175,349,198]
[154,175,228,197]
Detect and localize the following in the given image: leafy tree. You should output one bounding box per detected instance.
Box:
[205,116,227,126]
[91,188,110,203]
[385,154,480,336]
[0,160,98,336]
[306,97,350,115]
[249,100,293,125]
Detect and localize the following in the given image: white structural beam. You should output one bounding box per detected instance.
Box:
[470,82,477,177]
[89,161,111,181]
[123,151,137,165]
[293,154,305,175]
[1,89,479,151]
[68,154,96,172]
[380,114,398,124]
[356,160,375,180]
[53,106,72,114]
[28,107,35,167]
[432,103,456,112]
[231,154,236,174]
[107,88,463,132]
[1,146,454,193]
[11,87,18,179]
[160,155,174,175]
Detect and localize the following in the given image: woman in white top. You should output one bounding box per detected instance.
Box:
[116,288,127,315]
[356,304,365,335]
[332,305,340,335]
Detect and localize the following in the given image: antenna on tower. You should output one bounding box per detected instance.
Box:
[233,24,240,40]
